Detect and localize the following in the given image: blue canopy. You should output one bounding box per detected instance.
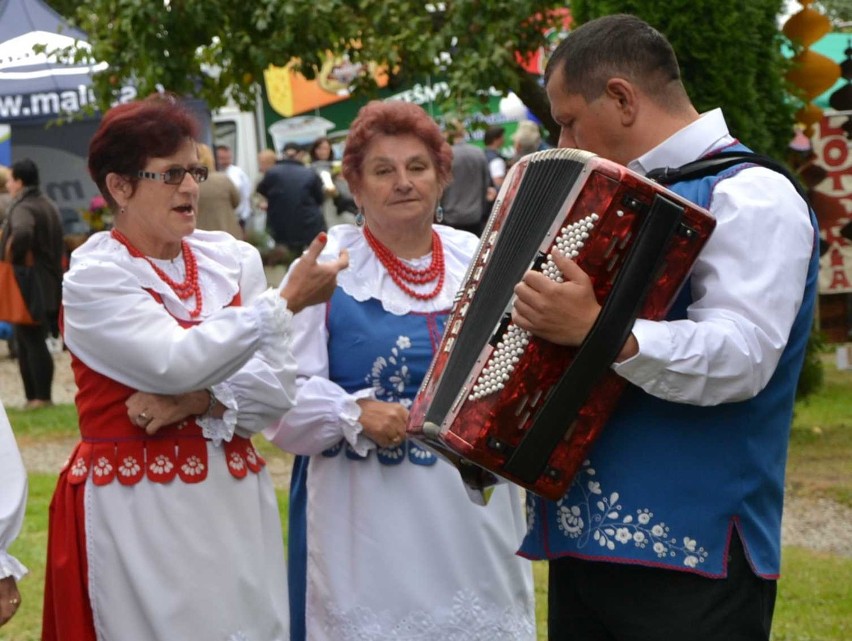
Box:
[0,0,106,123]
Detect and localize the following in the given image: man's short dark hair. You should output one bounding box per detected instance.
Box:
[283,142,302,155]
[484,126,505,146]
[11,158,39,187]
[544,13,682,104]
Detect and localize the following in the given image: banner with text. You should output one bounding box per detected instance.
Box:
[811,115,852,294]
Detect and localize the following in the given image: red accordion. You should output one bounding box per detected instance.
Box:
[407,149,716,501]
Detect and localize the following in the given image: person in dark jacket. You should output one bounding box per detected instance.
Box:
[0,159,64,409]
[440,121,493,236]
[483,125,508,190]
[256,143,327,256]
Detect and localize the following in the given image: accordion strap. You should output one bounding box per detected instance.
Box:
[502,194,686,485]
[646,151,809,204]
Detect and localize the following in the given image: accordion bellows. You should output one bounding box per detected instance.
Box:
[407,148,716,500]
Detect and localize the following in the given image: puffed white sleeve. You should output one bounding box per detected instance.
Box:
[0,402,28,581]
[198,242,302,440]
[63,245,298,441]
[263,259,376,457]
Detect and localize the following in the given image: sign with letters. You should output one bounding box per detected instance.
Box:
[811,115,852,294]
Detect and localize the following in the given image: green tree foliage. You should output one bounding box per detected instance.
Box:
[572,0,795,158]
[816,0,852,28]
[44,1,800,153]
[43,0,566,133]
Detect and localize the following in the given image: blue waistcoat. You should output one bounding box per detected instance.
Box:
[519,146,820,578]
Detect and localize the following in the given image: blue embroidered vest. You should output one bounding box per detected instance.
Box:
[520,145,820,578]
[320,288,447,463]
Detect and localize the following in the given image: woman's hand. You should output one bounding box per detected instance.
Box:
[0,576,21,627]
[356,399,408,448]
[126,390,210,435]
[281,232,349,313]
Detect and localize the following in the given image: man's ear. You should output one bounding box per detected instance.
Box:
[606,78,638,126]
[105,172,131,208]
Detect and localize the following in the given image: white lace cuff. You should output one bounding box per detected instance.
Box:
[254,289,293,352]
[0,551,27,581]
[344,388,379,457]
[197,383,238,447]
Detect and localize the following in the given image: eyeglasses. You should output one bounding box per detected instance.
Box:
[137,165,209,185]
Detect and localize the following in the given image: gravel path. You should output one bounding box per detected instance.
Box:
[2,342,851,557]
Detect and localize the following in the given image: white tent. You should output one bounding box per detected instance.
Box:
[0,0,134,124]
[0,0,137,225]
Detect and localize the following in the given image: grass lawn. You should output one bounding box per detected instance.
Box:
[787,363,852,508]
[3,355,851,640]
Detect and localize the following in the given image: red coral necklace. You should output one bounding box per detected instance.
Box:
[363,225,445,301]
[111,228,203,318]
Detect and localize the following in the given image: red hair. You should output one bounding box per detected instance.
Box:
[342,101,453,193]
[88,93,201,208]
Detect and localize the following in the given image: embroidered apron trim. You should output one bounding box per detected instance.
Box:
[64,422,265,486]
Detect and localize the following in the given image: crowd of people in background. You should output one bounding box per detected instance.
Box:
[175,115,552,254]
[0,165,14,357]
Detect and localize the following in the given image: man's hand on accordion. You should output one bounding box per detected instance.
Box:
[512,252,600,345]
[512,251,640,361]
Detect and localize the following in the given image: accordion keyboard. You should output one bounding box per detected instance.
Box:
[470,213,600,401]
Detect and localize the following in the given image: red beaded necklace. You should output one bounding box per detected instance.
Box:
[363,225,445,300]
[111,228,203,318]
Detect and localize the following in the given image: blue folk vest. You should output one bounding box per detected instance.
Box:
[520,145,820,578]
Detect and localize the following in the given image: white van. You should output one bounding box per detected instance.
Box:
[212,103,264,185]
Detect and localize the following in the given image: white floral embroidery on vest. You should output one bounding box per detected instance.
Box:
[552,460,709,568]
[366,336,413,404]
[149,455,173,476]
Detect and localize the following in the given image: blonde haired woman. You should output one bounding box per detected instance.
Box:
[196,143,242,237]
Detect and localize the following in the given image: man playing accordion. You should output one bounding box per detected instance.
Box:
[512,14,818,641]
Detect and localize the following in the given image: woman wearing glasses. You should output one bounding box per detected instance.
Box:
[42,94,348,641]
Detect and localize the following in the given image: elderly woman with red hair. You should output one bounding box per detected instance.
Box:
[42,94,347,641]
[265,100,535,641]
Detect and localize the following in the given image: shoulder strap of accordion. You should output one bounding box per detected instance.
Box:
[646,151,810,206]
